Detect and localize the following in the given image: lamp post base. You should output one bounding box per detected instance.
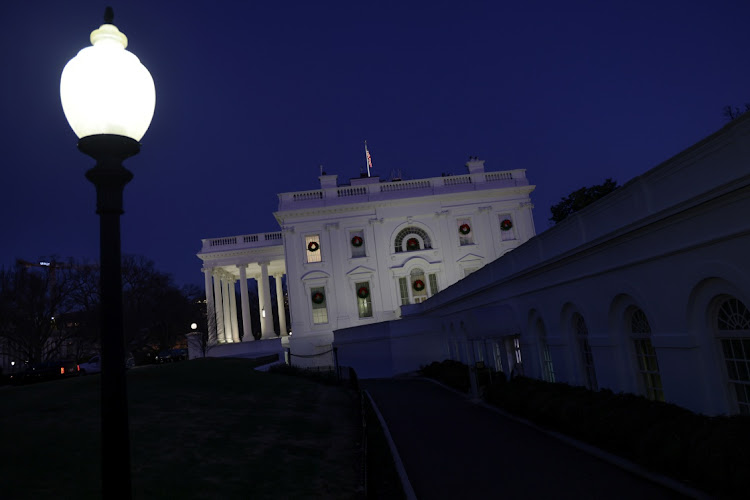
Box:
[79,133,139,500]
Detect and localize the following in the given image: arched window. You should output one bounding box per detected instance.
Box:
[572,313,597,391]
[629,307,664,401]
[394,226,432,253]
[715,296,750,415]
[537,318,555,383]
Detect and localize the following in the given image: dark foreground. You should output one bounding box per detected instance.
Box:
[364,378,691,499]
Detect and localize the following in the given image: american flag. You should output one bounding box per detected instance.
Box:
[365,141,373,177]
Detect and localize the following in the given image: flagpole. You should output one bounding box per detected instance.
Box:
[364,140,371,177]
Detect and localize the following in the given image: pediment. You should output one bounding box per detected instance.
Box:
[346,265,377,277]
[300,270,331,280]
[456,253,484,263]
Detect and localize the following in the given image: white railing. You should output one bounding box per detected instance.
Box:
[337,186,368,197]
[292,190,324,201]
[278,169,527,209]
[380,179,431,192]
[202,231,283,252]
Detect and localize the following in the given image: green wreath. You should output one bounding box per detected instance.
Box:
[307,241,320,252]
[311,291,325,304]
[459,223,471,235]
[351,236,363,247]
[406,238,420,251]
[357,286,369,299]
[500,219,513,231]
[413,279,425,292]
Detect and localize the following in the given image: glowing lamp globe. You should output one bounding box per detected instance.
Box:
[60,19,155,141]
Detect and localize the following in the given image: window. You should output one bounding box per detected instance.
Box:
[537,318,555,383]
[492,341,505,373]
[355,281,372,318]
[573,313,598,391]
[305,235,322,263]
[428,273,439,295]
[398,277,409,306]
[310,286,328,324]
[716,296,750,415]
[410,268,428,303]
[629,308,664,401]
[457,218,474,246]
[500,215,516,241]
[350,230,366,258]
[508,336,523,376]
[394,226,432,253]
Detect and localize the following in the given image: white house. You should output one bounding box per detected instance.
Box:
[196,159,536,363]
[198,113,750,416]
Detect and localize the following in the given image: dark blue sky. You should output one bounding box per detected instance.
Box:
[1,1,749,287]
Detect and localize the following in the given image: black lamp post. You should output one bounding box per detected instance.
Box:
[60,8,155,499]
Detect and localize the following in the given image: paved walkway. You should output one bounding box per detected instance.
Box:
[363,378,693,499]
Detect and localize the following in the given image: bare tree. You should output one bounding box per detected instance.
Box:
[723,103,750,121]
[0,260,77,364]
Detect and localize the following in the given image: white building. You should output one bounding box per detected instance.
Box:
[197,113,750,416]
[196,159,536,363]
[334,114,750,416]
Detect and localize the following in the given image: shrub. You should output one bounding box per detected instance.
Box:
[484,377,750,498]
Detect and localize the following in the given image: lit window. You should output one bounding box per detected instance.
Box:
[410,268,428,303]
[305,235,322,263]
[500,215,516,241]
[573,313,598,391]
[428,273,439,295]
[355,281,372,318]
[715,296,750,415]
[629,308,664,402]
[398,277,409,306]
[511,336,523,375]
[457,218,473,246]
[350,230,366,258]
[310,286,328,324]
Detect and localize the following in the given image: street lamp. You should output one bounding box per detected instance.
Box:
[60,8,155,499]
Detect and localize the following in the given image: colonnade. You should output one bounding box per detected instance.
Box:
[202,262,288,344]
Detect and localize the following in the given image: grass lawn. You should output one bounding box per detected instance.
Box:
[0,358,363,499]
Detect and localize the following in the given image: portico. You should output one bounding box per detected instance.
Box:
[198,232,288,344]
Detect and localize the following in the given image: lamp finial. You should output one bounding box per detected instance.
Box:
[104,6,114,25]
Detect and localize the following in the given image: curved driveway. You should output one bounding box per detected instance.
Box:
[364,378,691,499]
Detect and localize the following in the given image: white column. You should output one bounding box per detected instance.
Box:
[222,276,234,342]
[202,268,217,345]
[238,265,253,341]
[229,278,240,343]
[259,263,274,338]
[274,273,288,336]
[212,271,225,343]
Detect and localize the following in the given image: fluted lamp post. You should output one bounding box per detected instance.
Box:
[60,8,155,499]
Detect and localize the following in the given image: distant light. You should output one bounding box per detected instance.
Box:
[11,361,15,366]
[61,367,65,375]
[190,323,197,330]
[40,262,51,266]
[262,308,266,318]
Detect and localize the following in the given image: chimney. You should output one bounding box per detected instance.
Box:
[465,156,485,174]
[319,174,338,189]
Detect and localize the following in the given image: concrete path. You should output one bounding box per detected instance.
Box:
[363,378,693,499]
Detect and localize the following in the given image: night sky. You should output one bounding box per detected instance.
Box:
[2,1,749,288]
